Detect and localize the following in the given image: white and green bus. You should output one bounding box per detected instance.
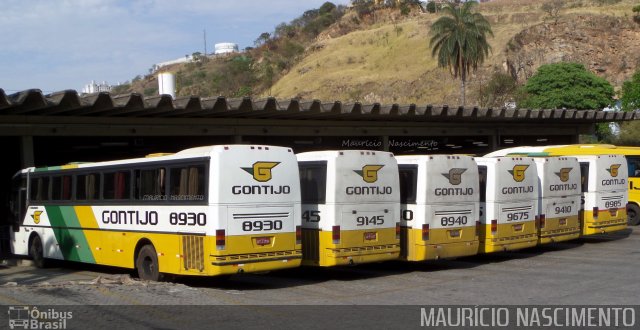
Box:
[8,145,302,280]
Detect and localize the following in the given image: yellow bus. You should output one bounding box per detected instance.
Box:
[8,145,303,280]
[396,155,480,261]
[487,146,630,234]
[297,150,401,266]
[474,157,539,253]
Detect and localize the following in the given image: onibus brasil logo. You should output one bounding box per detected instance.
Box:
[8,306,72,329]
[607,164,621,177]
[354,165,384,183]
[442,168,467,185]
[508,165,529,182]
[242,162,280,182]
[555,167,573,182]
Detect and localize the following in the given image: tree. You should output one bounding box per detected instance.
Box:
[254,32,271,47]
[429,1,493,106]
[620,68,640,112]
[541,0,564,25]
[517,63,614,110]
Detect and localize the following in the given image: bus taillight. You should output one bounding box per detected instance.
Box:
[475,221,481,237]
[593,207,599,219]
[296,225,301,245]
[216,229,225,250]
[539,214,546,229]
[332,225,340,244]
[491,220,497,235]
[422,224,430,241]
[395,222,400,240]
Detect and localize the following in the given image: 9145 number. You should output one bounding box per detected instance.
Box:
[357,215,384,226]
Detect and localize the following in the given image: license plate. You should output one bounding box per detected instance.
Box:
[364,232,377,240]
[449,229,460,238]
[609,208,618,216]
[255,237,271,246]
[559,218,567,225]
[513,224,523,231]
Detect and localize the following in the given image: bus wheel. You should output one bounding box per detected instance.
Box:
[29,235,47,268]
[628,204,640,226]
[135,244,162,281]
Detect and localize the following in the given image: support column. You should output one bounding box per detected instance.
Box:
[234,135,242,144]
[382,136,389,152]
[20,136,34,168]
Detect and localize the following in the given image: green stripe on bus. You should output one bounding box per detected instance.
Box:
[45,205,96,264]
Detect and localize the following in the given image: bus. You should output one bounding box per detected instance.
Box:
[475,157,539,253]
[490,144,640,226]
[487,146,630,234]
[297,150,401,266]
[7,145,303,280]
[396,155,480,261]
[530,157,582,244]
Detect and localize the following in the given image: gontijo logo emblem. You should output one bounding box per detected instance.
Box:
[242,162,280,182]
[31,211,43,224]
[508,165,529,182]
[442,168,466,185]
[607,164,621,177]
[354,165,384,183]
[555,167,573,182]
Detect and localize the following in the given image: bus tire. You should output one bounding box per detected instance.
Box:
[627,204,640,226]
[135,244,163,281]
[29,235,47,268]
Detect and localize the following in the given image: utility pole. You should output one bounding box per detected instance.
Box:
[203,29,207,55]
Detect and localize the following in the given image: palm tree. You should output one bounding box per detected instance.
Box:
[429,1,493,106]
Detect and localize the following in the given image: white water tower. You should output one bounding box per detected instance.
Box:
[214,42,239,55]
[157,72,176,99]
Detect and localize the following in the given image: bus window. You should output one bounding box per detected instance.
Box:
[169,166,205,201]
[104,171,131,200]
[627,156,640,178]
[51,175,72,201]
[76,174,100,201]
[135,168,166,200]
[579,162,589,192]
[30,176,50,202]
[299,162,327,204]
[398,165,417,204]
[478,166,487,202]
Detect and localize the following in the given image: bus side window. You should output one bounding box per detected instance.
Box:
[478,166,487,202]
[398,165,417,204]
[135,168,166,200]
[299,162,327,204]
[103,171,131,200]
[76,174,100,201]
[30,176,50,202]
[627,157,640,178]
[169,166,205,201]
[51,175,72,201]
[579,162,589,192]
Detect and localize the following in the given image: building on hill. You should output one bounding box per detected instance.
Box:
[81,80,113,94]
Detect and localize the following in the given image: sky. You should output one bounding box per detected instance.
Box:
[0,0,350,94]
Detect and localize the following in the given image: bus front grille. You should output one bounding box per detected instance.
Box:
[211,250,302,265]
[182,235,204,271]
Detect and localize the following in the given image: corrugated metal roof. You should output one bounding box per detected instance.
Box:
[1,88,637,122]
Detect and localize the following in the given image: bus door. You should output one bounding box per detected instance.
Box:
[398,163,419,260]
[299,161,327,263]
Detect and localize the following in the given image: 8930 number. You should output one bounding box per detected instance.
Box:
[242,220,283,232]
